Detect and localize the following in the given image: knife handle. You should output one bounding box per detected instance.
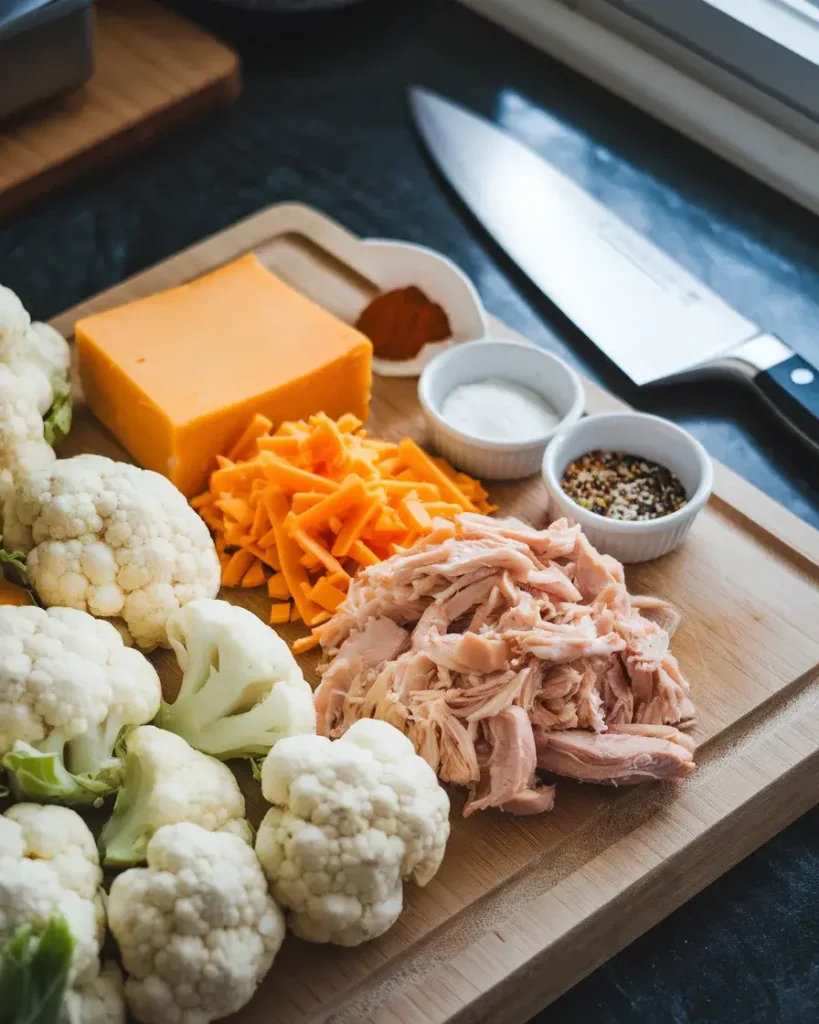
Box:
[755,353,819,447]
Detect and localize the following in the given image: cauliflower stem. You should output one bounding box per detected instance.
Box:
[98,726,252,868]
[3,741,116,807]
[158,599,316,759]
[158,663,301,758]
[4,692,141,806]
[97,740,149,865]
[0,606,162,808]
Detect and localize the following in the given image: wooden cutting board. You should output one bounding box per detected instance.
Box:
[53,203,819,1024]
[0,0,240,220]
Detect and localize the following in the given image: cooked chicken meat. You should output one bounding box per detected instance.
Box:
[314,514,695,815]
[533,725,695,785]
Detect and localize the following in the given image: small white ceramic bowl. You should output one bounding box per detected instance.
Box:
[419,339,585,480]
[357,239,488,377]
[542,412,713,563]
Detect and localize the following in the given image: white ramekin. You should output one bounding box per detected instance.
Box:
[358,239,489,378]
[542,412,713,563]
[418,339,585,480]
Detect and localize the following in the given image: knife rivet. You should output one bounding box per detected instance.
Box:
[790,367,814,385]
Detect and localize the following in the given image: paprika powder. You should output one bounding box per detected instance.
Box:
[355,286,451,361]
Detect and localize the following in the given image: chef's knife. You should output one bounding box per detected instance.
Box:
[410,87,819,448]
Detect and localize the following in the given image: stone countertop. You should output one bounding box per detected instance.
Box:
[1,1,817,1020]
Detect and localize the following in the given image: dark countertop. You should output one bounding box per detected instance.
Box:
[1,1,817,1020]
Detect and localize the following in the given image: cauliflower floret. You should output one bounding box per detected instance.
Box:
[4,803,105,905]
[2,454,221,648]
[99,725,253,867]
[0,363,55,506]
[0,804,104,989]
[21,320,72,399]
[108,821,285,1024]
[255,718,451,946]
[0,287,71,507]
[0,361,51,425]
[0,855,100,985]
[65,961,127,1024]
[158,598,316,759]
[0,284,30,350]
[0,286,70,405]
[0,604,162,805]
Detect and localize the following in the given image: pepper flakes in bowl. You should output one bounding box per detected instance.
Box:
[560,450,688,522]
[542,412,713,563]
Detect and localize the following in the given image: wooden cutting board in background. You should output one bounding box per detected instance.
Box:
[0,0,240,220]
[53,203,819,1024]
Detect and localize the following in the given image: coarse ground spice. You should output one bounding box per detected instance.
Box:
[561,450,688,521]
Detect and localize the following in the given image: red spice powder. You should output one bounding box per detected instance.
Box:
[355,286,452,361]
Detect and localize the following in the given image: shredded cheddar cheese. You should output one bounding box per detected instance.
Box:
[193,411,495,629]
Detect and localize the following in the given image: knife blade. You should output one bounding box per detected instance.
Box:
[410,87,819,447]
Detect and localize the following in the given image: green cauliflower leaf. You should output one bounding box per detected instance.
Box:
[42,383,72,449]
[2,742,117,809]
[0,549,39,607]
[0,915,75,1024]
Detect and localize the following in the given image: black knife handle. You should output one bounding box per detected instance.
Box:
[755,353,819,447]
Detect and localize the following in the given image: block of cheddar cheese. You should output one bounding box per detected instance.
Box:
[75,254,373,497]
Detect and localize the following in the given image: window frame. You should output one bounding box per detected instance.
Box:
[575,0,819,122]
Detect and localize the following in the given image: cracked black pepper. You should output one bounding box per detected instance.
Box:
[560,450,688,521]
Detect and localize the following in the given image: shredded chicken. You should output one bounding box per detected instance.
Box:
[314,514,696,816]
[533,725,695,785]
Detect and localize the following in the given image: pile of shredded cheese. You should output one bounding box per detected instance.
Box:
[192,411,495,638]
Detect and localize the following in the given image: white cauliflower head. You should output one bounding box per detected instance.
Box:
[0,604,161,805]
[99,725,253,868]
[108,821,285,1024]
[2,454,221,649]
[158,598,316,759]
[255,718,451,947]
[0,803,104,989]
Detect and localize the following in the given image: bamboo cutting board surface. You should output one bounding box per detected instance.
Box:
[53,203,819,1024]
[0,0,240,220]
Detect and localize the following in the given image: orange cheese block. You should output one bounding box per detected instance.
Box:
[75,254,373,497]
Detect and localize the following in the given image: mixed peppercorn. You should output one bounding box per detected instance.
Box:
[560,450,688,522]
